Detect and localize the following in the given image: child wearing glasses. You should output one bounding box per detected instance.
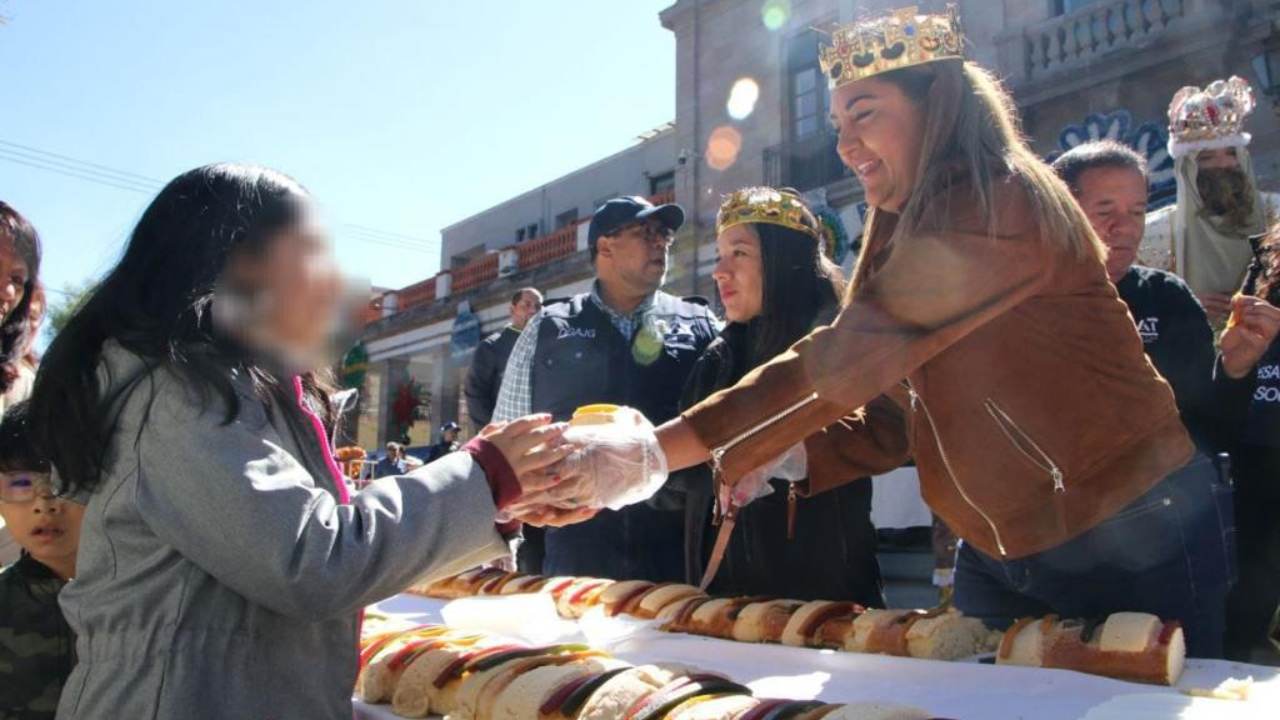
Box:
[0,401,82,719]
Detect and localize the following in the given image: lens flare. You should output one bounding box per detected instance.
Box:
[761,0,790,31]
[726,77,760,121]
[705,126,742,172]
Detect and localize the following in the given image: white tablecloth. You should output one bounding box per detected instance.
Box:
[355,594,1280,720]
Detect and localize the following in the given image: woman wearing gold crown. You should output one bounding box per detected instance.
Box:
[668,187,908,604]
[532,6,1232,657]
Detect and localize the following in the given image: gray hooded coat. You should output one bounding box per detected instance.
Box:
[55,344,508,719]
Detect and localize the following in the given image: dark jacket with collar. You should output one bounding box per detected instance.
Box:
[530,291,718,424]
[466,326,522,428]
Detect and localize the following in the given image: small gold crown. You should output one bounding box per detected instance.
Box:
[1166,76,1256,159]
[716,187,822,241]
[818,5,964,90]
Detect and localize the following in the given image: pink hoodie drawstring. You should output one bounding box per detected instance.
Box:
[292,375,351,504]
[291,375,364,652]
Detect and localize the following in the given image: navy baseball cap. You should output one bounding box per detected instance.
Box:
[588,196,685,248]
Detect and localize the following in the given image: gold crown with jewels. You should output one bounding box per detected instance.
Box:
[1166,76,1256,159]
[716,187,822,240]
[818,5,964,90]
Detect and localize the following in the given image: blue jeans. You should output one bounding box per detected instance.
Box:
[955,454,1234,658]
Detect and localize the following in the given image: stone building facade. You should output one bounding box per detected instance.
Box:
[352,0,1280,451]
[658,0,1279,299]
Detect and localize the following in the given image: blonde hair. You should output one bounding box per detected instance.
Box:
[852,60,1104,287]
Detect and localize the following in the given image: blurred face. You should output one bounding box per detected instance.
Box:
[443,428,459,444]
[1073,166,1149,282]
[1197,147,1240,170]
[228,206,342,360]
[832,77,926,212]
[598,218,673,294]
[510,291,542,329]
[0,471,84,579]
[0,236,30,324]
[713,224,764,323]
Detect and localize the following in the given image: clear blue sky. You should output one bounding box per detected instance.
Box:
[0,0,676,300]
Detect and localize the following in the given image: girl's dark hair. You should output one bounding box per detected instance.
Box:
[0,202,43,393]
[0,401,50,474]
[28,163,331,495]
[744,222,844,366]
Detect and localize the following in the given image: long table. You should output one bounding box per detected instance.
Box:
[355,593,1280,720]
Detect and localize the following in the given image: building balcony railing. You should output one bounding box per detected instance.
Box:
[518,220,584,271]
[763,132,852,193]
[358,298,384,325]
[396,276,437,312]
[369,190,678,327]
[1016,0,1189,84]
[451,253,499,295]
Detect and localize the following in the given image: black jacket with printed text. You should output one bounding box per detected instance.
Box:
[1115,265,1240,455]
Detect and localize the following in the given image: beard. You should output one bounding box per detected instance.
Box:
[1195,167,1257,230]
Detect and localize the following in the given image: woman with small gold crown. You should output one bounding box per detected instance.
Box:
[670,186,907,605]
[545,5,1232,659]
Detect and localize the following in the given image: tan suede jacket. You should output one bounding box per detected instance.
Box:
[683,176,1194,560]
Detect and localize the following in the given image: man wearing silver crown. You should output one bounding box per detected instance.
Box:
[1142,76,1279,323]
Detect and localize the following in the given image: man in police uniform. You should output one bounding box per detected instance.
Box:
[493,195,719,581]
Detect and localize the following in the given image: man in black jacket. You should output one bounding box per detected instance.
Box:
[465,287,542,428]
[1053,141,1244,454]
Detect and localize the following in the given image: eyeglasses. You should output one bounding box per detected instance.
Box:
[616,223,676,245]
[0,472,55,504]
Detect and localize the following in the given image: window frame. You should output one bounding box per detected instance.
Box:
[785,27,831,144]
[648,171,676,196]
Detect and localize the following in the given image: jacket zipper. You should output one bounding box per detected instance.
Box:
[983,399,1065,493]
[709,392,820,516]
[904,380,1008,557]
[786,482,798,541]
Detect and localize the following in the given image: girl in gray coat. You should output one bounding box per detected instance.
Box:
[26,164,583,719]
